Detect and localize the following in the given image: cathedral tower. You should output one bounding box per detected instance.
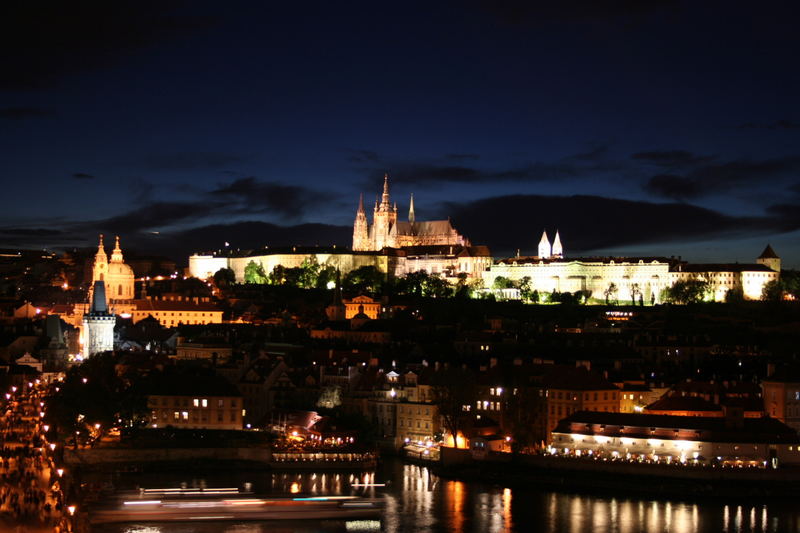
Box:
[82,280,116,358]
[538,230,552,259]
[352,193,371,251]
[372,174,397,250]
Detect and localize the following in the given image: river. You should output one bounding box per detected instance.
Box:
[91,457,800,533]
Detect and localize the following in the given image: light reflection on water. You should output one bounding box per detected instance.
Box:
[92,459,800,533]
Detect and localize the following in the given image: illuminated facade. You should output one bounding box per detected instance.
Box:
[550,411,800,467]
[132,295,224,327]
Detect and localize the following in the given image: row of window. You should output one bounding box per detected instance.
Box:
[153,397,238,408]
[551,390,617,401]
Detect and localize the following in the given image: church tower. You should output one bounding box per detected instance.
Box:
[352,193,371,251]
[552,231,563,259]
[82,280,116,358]
[408,193,416,226]
[538,230,552,259]
[372,174,397,250]
[92,234,108,284]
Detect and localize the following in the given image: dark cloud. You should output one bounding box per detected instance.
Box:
[151,221,352,259]
[567,145,610,162]
[739,120,800,130]
[642,156,800,201]
[88,202,218,235]
[445,153,480,161]
[443,194,799,256]
[353,146,625,187]
[0,2,215,91]
[144,152,245,171]
[72,172,95,180]
[0,107,56,120]
[631,150,716,168]
[642,174,701,201]
[0,228,63,237]
[211,177,326,219]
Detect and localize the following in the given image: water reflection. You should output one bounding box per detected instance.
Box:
[91,458,800,533]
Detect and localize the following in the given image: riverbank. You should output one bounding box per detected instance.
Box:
[64,446,377,471]
[430,448,800,500]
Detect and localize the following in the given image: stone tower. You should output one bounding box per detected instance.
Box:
[757,244,781,273]
[538,230,552,259]
[82,280,116,358]
[352,193,371,251]
[371,174,397,250]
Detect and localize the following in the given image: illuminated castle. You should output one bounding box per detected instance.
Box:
[352,174,469,251]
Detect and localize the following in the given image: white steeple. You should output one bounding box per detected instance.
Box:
[552,231,563,259]
[538,230,551,259]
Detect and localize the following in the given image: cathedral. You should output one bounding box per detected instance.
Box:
[352,174,469,251]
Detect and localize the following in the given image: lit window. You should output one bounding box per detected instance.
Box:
[202,399,208,407]
[181,411,188,420]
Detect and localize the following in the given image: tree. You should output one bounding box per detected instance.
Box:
[268,265,286,285]
[604,282,618,305]
[629,283,641,305]
[298,256,321,289]
[492,276,516,290]
[663,279,711,304]
[316,265,338,289]
[244,261,267,284]
[422,273,452,298]
[213,267,236,288]
[518,276,532,301]
[725,287,745,303]
[430,365,476,449]
[343,265,385,294]
[531,289,540,304]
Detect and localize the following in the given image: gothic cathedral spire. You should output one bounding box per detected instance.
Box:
[409,193,415,225]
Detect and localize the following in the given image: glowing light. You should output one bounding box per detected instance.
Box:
[43,425,49,432]
[57,469,63,477]
[49,443,56,451]
[124,500,161,505]
[67,505,76,516]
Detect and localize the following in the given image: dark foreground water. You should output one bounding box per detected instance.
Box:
[91,458,800,533]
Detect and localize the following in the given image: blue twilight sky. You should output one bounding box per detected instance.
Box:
[1,1,799,266]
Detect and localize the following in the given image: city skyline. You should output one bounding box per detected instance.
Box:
[2,2,799,266]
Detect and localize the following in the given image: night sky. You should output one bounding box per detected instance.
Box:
[2,1,799,266]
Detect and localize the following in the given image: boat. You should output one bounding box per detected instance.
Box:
[89,487,384,524]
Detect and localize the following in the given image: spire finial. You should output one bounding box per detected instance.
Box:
[111,235,124,262]
[409,193,415,224]
[381,173,390,208]
[357,193,365,214]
